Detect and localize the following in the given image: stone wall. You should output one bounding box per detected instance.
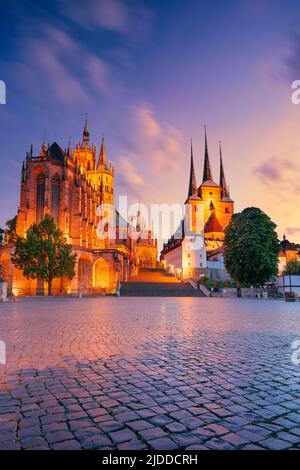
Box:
[219,287,278,298]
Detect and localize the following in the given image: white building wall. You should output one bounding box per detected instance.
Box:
[182,235,206,271]
[164,244,183,278]
[278,256,286,275]
[163,234,207,280]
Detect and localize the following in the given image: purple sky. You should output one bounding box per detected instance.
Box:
[1,0,300,241]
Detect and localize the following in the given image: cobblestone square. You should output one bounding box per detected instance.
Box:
[0,297,300,450]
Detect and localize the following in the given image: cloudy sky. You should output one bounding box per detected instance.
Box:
[1,0,300,241]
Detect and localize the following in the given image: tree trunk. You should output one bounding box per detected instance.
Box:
[48,280,52,296]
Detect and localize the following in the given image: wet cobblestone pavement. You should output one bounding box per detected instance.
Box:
[0,297,300,450]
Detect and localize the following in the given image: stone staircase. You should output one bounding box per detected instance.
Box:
[120,268,205,297]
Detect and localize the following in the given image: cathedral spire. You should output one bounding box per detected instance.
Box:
[83,114,90,143]
[202,125,213,182]
[97,135,107,168]
[67,137,72,158]
[136,200,144,232]
[40,129,47,157]
[219,141,229,198]
[187,139,198,198]
[21,161,26,182]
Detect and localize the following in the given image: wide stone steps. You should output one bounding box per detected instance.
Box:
[120,268,205,297]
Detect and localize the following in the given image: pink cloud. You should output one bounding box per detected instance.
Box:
[10,24,119,106]
[119,157,145,187]
[86,55,120,97]
[28,40,90,105]
[62,0,152,37]
[254,156,300,193]
[133,105,184,173]
[113,104,187,224]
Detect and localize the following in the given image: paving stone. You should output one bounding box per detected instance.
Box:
[1,297,300,451]
[127,420,153,431]
[18,426,42,438]
[139,427,168,440]
[81,435,112,449]
[118,439,147,450]
[148,437,178,450]
[21,436,49,449]
[223,432,250,446]
[204,423,230,436]
[46,430,74,444]
[261,438,292,450]
[109,429,136,444]
[52,440,82,450]
[205,437,235,450]
[42,422,68,434]
[165,421,187,433]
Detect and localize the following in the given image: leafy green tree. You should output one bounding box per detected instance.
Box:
[12,215,77,296]
[284,260,300,275]
[223,207,280,286]
[4,215,17,243]
[0,216,17,246]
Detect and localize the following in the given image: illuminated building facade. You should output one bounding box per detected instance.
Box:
[0,118,157,295]
[161,128,234,279]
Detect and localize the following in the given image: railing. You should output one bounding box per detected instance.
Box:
[185,278,210,297]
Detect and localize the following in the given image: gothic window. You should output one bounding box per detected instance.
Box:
[36,174,45,224]
[51,175,61,227]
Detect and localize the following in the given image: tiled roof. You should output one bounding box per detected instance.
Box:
[204,213,223,233]
[280,237,297,253]
[48,142,65,163]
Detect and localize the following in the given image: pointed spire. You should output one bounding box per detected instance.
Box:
[83,114,89,143]
[219,141,229,198]
[136,200,143,232]
[202,125,213,182]
[97,135,107,168]
[67,137,72,158]
[40,129,47,157]
[21,161,26,182]
[187,139,198,198]
[136,200,141,232]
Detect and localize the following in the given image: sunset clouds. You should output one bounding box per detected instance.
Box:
[1,0,300,241]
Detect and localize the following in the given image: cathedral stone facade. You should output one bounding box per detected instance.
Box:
[0,118,157,296]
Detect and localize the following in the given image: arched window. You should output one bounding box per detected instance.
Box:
[51,175,61,226]
[36,174,45,223]
[225,206,229,213]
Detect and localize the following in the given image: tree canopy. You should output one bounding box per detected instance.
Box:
[12,215,77,295]
[223,207,280,286]
[0,215,17,245]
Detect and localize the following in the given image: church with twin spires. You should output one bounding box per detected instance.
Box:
[161,127,234,279]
